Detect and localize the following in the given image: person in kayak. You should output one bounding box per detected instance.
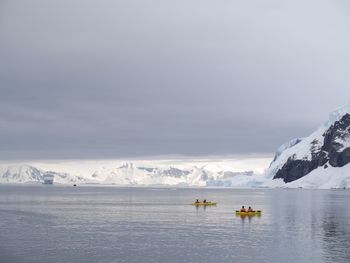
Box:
[240,206,246,212]
[203,199,207,203]
[195,199,199,204]
[248,206,254,212]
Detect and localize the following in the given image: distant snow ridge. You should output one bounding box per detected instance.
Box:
[0,165,90,184]
[0,162,255,186]
[0,165,43,183]
[267,103,350,189]
[89,163,255,186]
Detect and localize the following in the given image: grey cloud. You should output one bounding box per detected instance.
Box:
[1,0,350,159]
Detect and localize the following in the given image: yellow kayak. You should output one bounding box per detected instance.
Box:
[192,202,217,206]
[235,210,262,216]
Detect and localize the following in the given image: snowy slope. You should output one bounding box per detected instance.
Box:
[283,165,350,189]
[0,165,43,183]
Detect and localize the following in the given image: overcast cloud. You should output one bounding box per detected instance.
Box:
[1,0,350,159]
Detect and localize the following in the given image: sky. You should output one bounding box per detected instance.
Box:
[1,0,350,160]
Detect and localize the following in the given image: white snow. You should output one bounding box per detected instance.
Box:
[272,138,303,162]
[282,165,350,189]
[0,165,42,183]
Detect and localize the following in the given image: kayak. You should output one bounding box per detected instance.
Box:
[235,210,262,216]
[193,202,217,206]
[235,210,261,216]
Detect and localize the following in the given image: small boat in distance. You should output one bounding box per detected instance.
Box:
[193,202,217,206]
[192,199,217,206]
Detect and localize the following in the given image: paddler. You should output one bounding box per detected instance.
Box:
[248,206,254,212]
[195,199,199,204]
[240,206,246,212]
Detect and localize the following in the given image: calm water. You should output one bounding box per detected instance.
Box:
[0,185,349,263]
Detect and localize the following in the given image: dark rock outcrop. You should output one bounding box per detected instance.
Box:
[273,113,350,183]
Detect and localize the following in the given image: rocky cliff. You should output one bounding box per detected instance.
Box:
[268,105,350,183]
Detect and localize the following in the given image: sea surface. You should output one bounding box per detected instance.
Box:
[0,185,349,263]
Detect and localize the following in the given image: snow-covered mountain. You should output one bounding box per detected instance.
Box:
[0,161,258,186]
[0,160,291,188]
[0,165,91,184]
[80,162,255,186]
[267,104,350,188]
[0,165,43,183]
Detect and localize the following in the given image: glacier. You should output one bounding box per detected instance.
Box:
[0,158,270,187]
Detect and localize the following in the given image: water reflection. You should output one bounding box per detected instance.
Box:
[321,191,350,263]
[270,190,350,263]
[236,213,261,223]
